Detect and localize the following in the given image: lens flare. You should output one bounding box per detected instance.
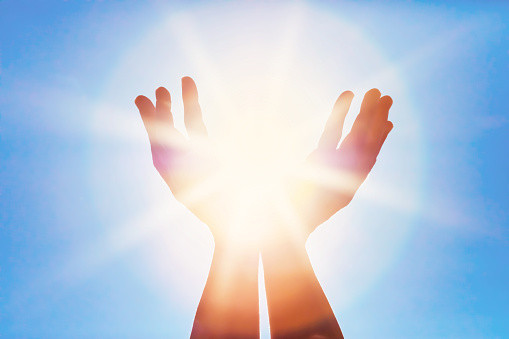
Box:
[89,1,423,312]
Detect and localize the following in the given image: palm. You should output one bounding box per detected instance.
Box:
[135,77,232,236]
[285,89,393,237]
[136,79,393,245]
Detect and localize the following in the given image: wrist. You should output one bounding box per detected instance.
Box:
[261,219,308,255]
[261,232,312,283]
[211,235,260,279]
[213,218,267,255]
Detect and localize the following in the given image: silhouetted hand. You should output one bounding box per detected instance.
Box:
[135,78,394,339]
[136,77,261,338]
[261,89,393,339]
[281,88,393,242]
[135,77,236,242]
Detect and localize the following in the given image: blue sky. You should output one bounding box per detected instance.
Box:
[1,1,508,338]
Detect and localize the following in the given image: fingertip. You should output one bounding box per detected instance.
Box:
[379,95,393,108]
[182,76,195,87]
[381,95,393,103]
[339,91,354,103]
[368,88,381,97]
[135,95,155,117]
[335,90,354,106]
[155,87,171,101]
[341,90,354,98]
[182,76,198,99]
[135,95,149,107]
[155,86,167,94]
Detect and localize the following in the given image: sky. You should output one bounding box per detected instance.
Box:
[0,1,508,338]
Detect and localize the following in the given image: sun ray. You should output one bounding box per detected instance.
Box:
[167,12,237,121]
[88,1,424,311]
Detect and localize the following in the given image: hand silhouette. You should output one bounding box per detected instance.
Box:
[136,77,261,338]
[135,77,243,243]
[261,89,393,339]
[135,78,394,339]
[280,88,393,241]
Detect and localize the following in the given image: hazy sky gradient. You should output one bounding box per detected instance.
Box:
[1,1,508,338]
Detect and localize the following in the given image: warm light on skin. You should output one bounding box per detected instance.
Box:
[148,123,301,245]
[89,1,422,316]
[138,79,394,292]
[4,1,504,338]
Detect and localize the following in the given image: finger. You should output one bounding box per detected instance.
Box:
[182,76,208,138]
[318,91,354,149]
[367,95,392,148]
[350,88,381,136]
[374,121,393,155]
[381,121,394,145]
[135,95,156,128]
[155,87,174,128]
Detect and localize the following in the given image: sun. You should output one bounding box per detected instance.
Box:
[91,1,422,312]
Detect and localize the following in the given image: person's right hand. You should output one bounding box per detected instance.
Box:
[135,77,238,243]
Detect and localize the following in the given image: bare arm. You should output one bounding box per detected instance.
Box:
[191,240,259,339]
[262,237,343,339]
[135,77,260,339]
[263,89,393,338]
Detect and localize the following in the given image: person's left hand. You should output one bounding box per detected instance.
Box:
[135,77,249,244]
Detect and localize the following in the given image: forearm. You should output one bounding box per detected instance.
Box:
[262,237,343,339]
[191,240,260,339]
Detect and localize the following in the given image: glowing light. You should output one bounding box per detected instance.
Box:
[88,1,423,312]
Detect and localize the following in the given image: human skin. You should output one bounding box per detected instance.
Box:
[135,77,393,339]
[261,88,393,338]
[135,77,260,338]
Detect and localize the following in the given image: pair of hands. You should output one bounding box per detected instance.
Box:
[135,77,392,338]
[135,77,393,247]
